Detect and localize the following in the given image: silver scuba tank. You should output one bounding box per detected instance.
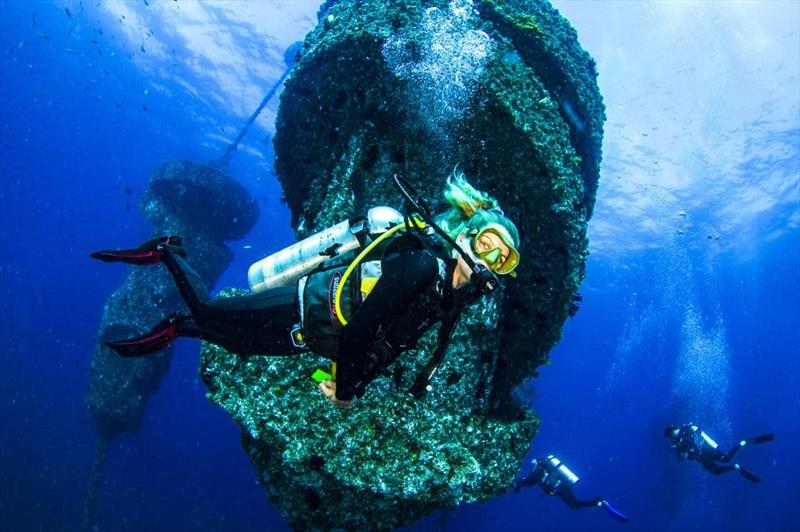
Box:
[247,206,404,292]
[547,454,579,484]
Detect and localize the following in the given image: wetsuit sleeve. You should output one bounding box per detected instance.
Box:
[335,248,439,401]
[515,465,545,491]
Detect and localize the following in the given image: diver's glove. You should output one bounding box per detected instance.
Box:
[470,264,499,295]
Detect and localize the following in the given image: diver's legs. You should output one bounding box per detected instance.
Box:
[176,319,302,356]
[158,245,213,314]
[560,488,602,510]
[706,462,761,483]
[159,245,298,326]
[703,462,736,476]
[720,433,775,462]
[101,239,303,357]
[719,443,744,463]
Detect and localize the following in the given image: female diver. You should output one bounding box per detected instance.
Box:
[91,174,520,407]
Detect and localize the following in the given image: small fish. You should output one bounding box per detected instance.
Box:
[36,32,49,40]
[243,244,253,250]
[7,48,13,54]
[91,39,97,44]
[97,49,103,56]
[143,0,149,5]
[65,48,74,54]
[121,14,126,20]
[141,104,148,111]
[114,101,122,108]
[32,14,37,28]
[65,7,72,17]
[140,44,145,53]
[101,68,109,75]
[124,186,133,195]
[28,64,33,75]
[125,202,130,212]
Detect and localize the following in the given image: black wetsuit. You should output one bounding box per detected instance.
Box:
[516,457,600,510]
[672,424,745,476]
[161,231,471,401]
[666,423,774,483]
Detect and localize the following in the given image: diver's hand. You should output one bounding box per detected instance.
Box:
[318,380,353,408]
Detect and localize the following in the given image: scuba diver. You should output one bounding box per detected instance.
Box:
[515,454,628,523]
[665,423,774,483]
[91,173,520,407]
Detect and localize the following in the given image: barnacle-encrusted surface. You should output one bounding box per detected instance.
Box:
[202,0,603,529]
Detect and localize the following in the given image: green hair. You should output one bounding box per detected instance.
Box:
[434,171,520,250]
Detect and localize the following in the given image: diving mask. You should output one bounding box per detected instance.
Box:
[469,225,520,277]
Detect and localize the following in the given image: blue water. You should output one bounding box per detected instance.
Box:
[1,1,798,531]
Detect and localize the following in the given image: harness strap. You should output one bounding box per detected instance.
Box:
[333,216,426,326]
[408,312,461,398]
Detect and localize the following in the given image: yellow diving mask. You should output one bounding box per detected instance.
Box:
[469,225,520,277]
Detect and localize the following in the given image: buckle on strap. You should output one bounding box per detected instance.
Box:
[290,324,306,349]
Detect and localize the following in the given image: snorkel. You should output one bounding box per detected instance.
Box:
[392,175,500,295]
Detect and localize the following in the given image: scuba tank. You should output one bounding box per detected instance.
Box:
[247,206,404,292]
[547,454,580,484]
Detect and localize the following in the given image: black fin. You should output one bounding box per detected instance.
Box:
[739,467,761,483]
[749,433,775,445]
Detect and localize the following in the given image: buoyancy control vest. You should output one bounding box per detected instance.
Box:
[298,225,451,360]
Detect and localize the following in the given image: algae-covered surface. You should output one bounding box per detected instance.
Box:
[201,0,604,529]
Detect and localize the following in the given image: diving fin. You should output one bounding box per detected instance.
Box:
[600,500,629,523]
[90,236,184,265]
[748,433,775,445]
[105,312,188,357]
[738,467,761,484]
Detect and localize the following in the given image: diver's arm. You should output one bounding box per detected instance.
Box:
[514,465,545,492]
[335,249,439,401]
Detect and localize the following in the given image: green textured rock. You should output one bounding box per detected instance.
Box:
[201,0,603,529]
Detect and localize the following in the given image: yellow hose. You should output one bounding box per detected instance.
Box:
[334,218,424,326]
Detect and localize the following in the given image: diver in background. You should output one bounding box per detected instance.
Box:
[515,454,628,522]
[91,173,520,407]
[665,423,774,483]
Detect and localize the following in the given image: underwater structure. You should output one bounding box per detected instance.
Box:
[82,43,301,530]
[199,0,604,530]
[86,161,258,440]
[83,161,258,525]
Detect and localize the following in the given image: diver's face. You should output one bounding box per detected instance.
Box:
[473,229,512,272]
